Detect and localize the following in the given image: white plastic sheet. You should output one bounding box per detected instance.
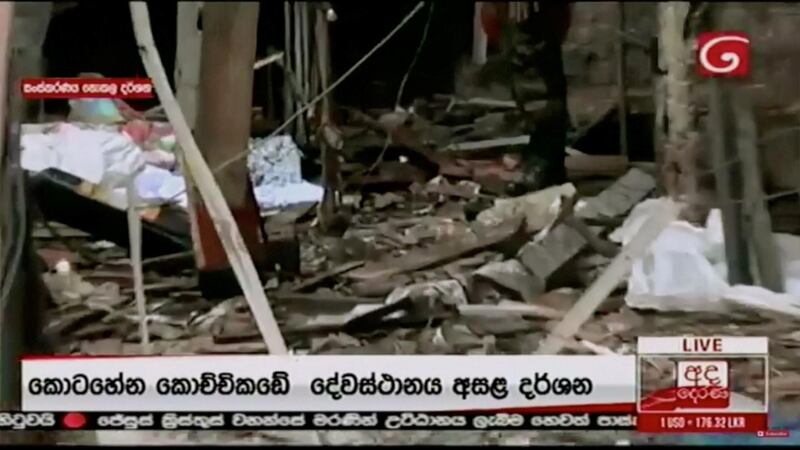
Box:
[612,198,800,316]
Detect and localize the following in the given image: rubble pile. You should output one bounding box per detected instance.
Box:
[27,94,800,444]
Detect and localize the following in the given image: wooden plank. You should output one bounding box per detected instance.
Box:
[575,167,656,220]
[345,217,525,281]
[290,260,364,293]
[174,1,202,130]
[191,2,268,288]
[536,200,681,355]
[130,2,288,355]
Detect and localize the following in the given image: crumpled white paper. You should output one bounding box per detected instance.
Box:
[247,135,323,210]
[612,197,800,317]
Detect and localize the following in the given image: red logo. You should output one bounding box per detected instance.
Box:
[62,412,87,429]
[696,32,750,78]
[641,360,731,411]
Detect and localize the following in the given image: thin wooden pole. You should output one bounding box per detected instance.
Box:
[315,8,340,233]
[126,180,151,352]
[472,2,488,65]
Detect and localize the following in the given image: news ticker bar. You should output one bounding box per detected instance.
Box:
[3,412,780,434]
[1,411,636,431]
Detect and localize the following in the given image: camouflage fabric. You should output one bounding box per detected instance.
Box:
[503,2,570,191]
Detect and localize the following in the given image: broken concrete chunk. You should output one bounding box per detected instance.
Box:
[438,321,485,352]
[575,168,656,220]
[473,259,543,303]
[374,192,405,210]
[533,289,580,312]
[425,175,481,199]
[518,223,588,283]
[351,275,412,297]
[476,183,575,233]
[385,279,468,308]
[463,315,537,336]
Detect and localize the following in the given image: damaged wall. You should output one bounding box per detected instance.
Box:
[562,1,656,89]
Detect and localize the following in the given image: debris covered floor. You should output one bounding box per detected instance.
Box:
[28,94,800,445]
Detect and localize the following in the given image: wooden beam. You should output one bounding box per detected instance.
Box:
[130,2,288,355]
[315,8,341,234]
[710,0,784,292]
[732,88,784,292]
[191,2,268,297]
[709,79,752,285]
[175,1,203,130]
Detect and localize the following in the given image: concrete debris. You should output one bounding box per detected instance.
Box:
[473,259,543,303]
[517,223,588,289]
[29,88,800,437]
[575,167,656,221]
[385,279,468,311]
[344,216,524,281]
[476,182,576,232]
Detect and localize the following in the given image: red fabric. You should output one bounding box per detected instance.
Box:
[480,2,572,46]
[480,3,506,46]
